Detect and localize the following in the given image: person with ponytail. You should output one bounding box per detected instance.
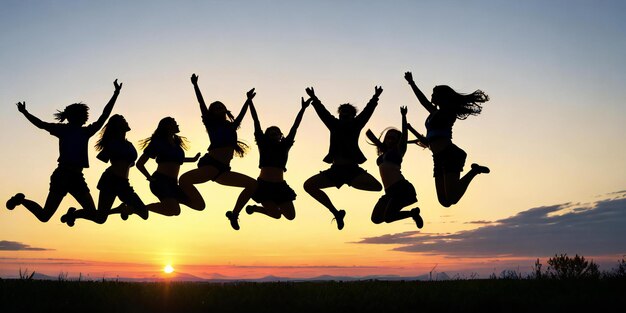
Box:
[135,117,200,216]
[6,80,122,222]
[59,115,148,225]
[404,71,490,207]
[366,106,423,228]
[179,73,257,230]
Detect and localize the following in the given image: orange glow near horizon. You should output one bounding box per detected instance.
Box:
[164,264,174,274]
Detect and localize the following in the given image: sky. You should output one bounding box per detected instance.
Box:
[1,0,625,279]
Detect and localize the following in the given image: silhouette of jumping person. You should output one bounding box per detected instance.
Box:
[6,80,122,222]
[135,117,200,216]
[366,106,423,228]
[303,86,383,230]
[59,115,148,226]
[404,71,490,207]
[179,74,256,230]
[244,95,311,220]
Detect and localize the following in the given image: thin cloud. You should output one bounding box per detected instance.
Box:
[0,241,52,251]
[356,191,626,257]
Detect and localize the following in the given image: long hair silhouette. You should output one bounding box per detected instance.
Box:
[404,71,490,207]
[178,73,257,230]
[60,114,148,225]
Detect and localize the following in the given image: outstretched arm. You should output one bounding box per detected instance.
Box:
[407,123,429,148]
[184,152,201,163]
[355,86,383,127]
[191,73,209,116]
[285,97,311,142]
[399,106,408,156]
[306,87,335,127]
[248,92,262,135]
[234,88,255,127]
[16,102,52,130]
[91,79,122,133]
[404,72,436,114]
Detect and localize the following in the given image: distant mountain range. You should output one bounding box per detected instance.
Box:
[9,271,451,282]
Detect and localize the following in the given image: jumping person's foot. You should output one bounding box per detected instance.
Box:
[226,211,240,230]
[245,205,259,215]
[60,207,77,227]
[410,207,424,229]
[471,163,490,174]
[6,193,25,210]
[332,210,346,230]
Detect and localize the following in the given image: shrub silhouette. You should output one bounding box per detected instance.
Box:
[546,254,600,279]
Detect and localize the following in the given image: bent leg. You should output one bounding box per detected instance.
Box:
[215,171,257,216]
[21,192,65,222]
[146,198,181,216]
[179,167,220,211]
[350,172,382,192]
[303,173,340,215]
[278,202,296,220]
[250,202,282,219]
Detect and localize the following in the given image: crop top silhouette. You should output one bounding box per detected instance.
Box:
[203,116,239,151]
[255,131,294,172]
[425,109,456,140]
[143,139,184,165]
[376,149,403,166]
[46,123,101,168]
[97,140,138,167]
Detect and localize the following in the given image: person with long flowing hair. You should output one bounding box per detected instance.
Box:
[244,94,311,221]
[135,117,200,216]
[404,71,490,207]
[302,86,383,230]
[59,115,148,225]
[179,73,256,230]
[366,106,423,228]
[6,80,122,222]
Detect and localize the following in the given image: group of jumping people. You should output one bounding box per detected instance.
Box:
[6,72,490,230]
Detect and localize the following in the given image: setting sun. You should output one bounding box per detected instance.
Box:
[164,265,174,274]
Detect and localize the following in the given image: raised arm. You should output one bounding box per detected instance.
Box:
[404,72,436,114]
[306,87,335,127]
[233,88,254,127]
[16,102,52,130]
[91,79,122,132]
[191,74,209,116]
[248,92,262,135]
[399,106,408,156]
[355,86,383,127]
[285,97,311,142]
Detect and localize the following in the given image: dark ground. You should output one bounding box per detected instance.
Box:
[1,278,624,312]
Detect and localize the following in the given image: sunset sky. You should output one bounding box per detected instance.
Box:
[1,1,625,279]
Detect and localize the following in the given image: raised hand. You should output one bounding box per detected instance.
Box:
[305,87,316,99]
[404,72,413,82]
[301,97,312,108]
[400,106,408,116]
[113,79,123,93]
[191,73,199,85]
[16,101,27,113]
[247,88,256,100]
[374,86,383,97]
[192,152,201,162]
